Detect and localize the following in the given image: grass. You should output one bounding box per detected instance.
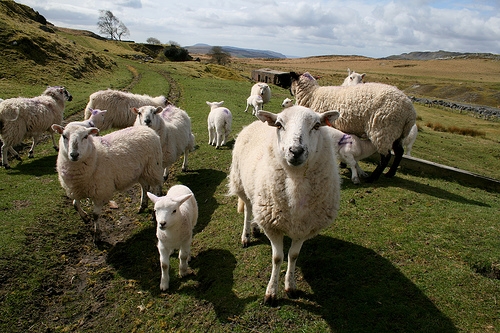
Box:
[1,6,500,332]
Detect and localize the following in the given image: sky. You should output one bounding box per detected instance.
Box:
[15,0,500,58]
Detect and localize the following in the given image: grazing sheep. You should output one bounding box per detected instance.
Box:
[69,108,107,129]
[250,82,271,104]
[85,89,169,130]
[206,101,232,148]
[244,94,263,115]
[132,104,195,180]
[0,86,73,169]
[228,106,341,305]
[403,124,418,156]
[281,98,294,108]
[147,185,198,291]
[290,72,416,182]
[341,68,365,86]
[325,127,377,184]
[51,123,163,238]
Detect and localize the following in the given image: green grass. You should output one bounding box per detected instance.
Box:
[1,10,500,331]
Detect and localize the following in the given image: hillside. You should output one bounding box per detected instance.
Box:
[384,50,500,60]
[185,43,287,58]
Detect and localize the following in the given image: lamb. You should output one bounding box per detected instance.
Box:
[281,98,294,108]
[325,126,377,184]
[244,95,264,115]
[341,68,365,86]
[51,123,164,238]
[84,89,169,130]
[228,105,341,305]
[0,86,73,169]
[250,82,271,104]
[132,104,195,180]
[206,101,232,148]
[290,71,416,182]
[147,185,198,291]
[69,108,107,129]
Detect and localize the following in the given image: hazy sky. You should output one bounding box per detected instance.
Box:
[15,0,500,58]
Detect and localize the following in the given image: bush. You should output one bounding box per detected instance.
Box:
[163,45,192,62]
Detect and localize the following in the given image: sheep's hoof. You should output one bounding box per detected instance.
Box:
[3,164,11,170]
[181,167,188,172]
[15,156,22,161]
[241,237,250,248]
[285,288,298,299]
[28,153,34,159]
[53,146,59,152]
[263,294,278,307]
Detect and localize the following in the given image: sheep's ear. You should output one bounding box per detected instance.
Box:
[131,107,139,115]
[147,192,160,204]
[206,101,211,105]
[347,68,351,75]
[52,124,64,134]
[90,108,98,116]
[361,73,366,79]
[174,193,192,206]
[88,127,99,136]
[155,106,163,114]
[320,111,340,127]
[256,110,278,126]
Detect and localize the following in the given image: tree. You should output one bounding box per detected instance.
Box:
[97,10,129,41]
[208,46,231,65]
[147,37,161,45]
[163,44,192,62]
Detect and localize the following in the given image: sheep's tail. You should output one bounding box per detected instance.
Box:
[237,197,245,213]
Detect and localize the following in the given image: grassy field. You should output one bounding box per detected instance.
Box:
[1,4,500,332]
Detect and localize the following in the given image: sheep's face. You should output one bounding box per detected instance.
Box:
[133,106,163,130]
[147,192,192,231]
[257,106,339,167]
[342,70,365,86]
[44,86,73,102]
[53,124,99,162]
[281,98,294,108]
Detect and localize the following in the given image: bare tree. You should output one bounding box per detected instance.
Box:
[147,37,162,45]
[97,10,129,41]
[208,46,231,65]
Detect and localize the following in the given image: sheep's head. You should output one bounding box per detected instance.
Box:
[44,86,73,102]
[87,108,107,129]
[132,106,163,130]
[52,123,99,162]
[281,98,294,108]
[342,69,365,86]
[147,192,192,231]
[206,101,224,110]
[257,106,339,167]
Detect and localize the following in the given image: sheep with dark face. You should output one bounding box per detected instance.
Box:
[0,86,72,169]
[228,105,341,305]
[290,71,416,182]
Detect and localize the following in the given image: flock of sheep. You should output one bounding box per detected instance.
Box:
[0,69,418,304]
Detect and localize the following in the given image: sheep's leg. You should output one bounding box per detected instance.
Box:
[216,131,224,149]
[366,152,391,182]
[181,149,189,172]
[138,182,149,213]
[163,167,169,181]
[49,131,59,152]
[8,146,22,161]
[386,140,404,178]
[355,163,369,179]
[343,155,361,185]
[73,199,91,223]
[244,104,249,112]
[208,127,214,145]
[1,144,10,169]
[264,231,284,306]
[284,238,305,298]
[240,196,253,248]
[158,242,173,290]
[178,240,192,278]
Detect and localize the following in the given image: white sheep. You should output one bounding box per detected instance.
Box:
[228,106,341,305]
[250,82,271,104]
[290,72,416,182]
[206,101,232,148]
[325,127,377,184]
[0,86,72,169]
[84,89,169,130]
[403,124,418,156]
[244,95,264,115]
[341,68,365,86]
[69,108,107,129]
[132,104,195,180]
[281,98,294,108]
[147,185,198,291]
[51,123,164,238]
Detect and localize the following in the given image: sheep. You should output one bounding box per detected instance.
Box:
[0,86,73,169]
[132,104,195,180]
[228,105,341,305]
[244,95,264,115]
[281,98,294,108]
[250,82,271,104]
[290,71,417,182]
[84,89,169,130]
[206,101,232,148]
[69,108,107,129]
[403,124,418,156]
[341,68,365,86]
[147,185,198,291]
[325,126,377,184]
[51,123,164,238]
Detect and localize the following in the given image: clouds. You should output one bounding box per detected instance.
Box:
[15,0,500,58]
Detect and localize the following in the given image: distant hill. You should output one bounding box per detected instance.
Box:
[185,43,287,59]
[384,50,500,60]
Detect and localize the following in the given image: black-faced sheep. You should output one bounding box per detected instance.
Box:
[228,105,341,305]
